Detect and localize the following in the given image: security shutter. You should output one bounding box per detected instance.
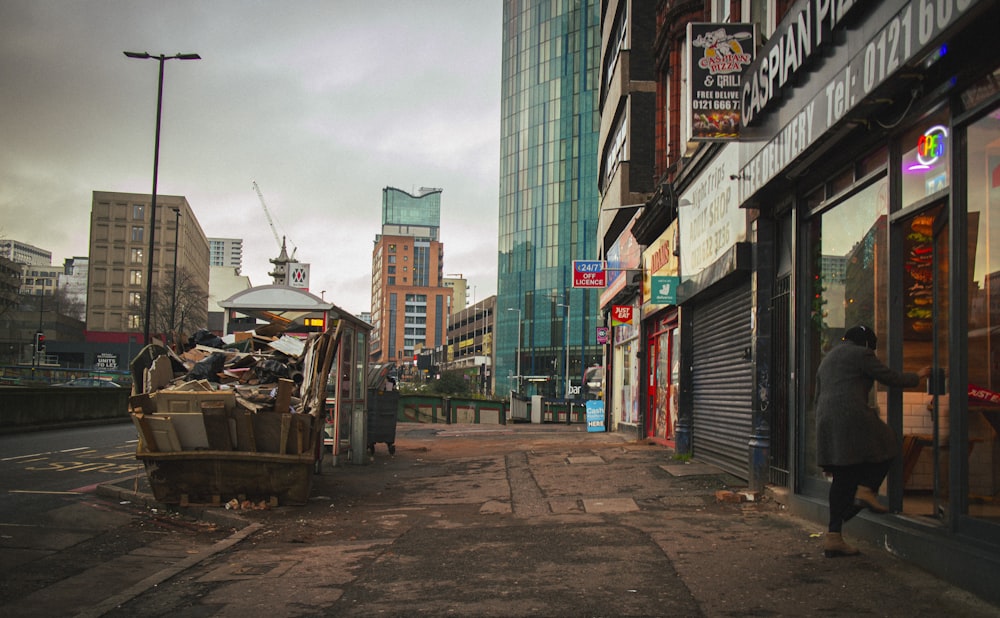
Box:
[690,281,753,479]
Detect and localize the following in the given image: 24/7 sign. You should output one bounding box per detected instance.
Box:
[573,260,606,288]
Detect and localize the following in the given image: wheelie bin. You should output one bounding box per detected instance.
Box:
[367,381,400,455]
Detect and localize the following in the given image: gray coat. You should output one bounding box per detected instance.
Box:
[815,341,920,467]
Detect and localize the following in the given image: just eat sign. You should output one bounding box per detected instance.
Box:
[573,260,607,288]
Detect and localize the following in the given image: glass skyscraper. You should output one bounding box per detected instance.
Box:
[496,0,601,397]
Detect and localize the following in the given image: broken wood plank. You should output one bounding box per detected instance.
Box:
[279,413,291,455]
[131,413,158,453]
[145,415,182,452]
[201,401,233,451]
[233,411,257,452]
[275,378,294,414]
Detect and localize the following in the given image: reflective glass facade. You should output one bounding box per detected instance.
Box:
[382,187,442,236]
[496,0,602,397]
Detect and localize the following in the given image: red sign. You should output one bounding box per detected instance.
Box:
[611,305,633,325]
[573,260,607,288]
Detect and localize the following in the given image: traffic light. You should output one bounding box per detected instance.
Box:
[34,332,45,353]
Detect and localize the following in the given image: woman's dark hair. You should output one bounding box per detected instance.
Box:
[843,325,877,350]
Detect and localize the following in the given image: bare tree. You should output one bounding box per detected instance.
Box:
[148,267,208,345]
[0,256,20,321]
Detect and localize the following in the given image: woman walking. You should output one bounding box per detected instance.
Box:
[815,325,929,557]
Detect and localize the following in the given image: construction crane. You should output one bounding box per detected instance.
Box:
[252,180,297,259]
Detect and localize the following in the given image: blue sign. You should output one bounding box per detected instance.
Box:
[586,400,605,433]
[651,275,679,304]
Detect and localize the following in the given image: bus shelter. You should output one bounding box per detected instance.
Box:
[220,285,372,467]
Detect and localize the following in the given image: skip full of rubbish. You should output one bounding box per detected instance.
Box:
[128,325,342,506]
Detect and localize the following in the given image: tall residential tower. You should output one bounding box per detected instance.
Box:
[370,187,452,368]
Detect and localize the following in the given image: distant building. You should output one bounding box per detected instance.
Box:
[443,295,495,394]
[369,187,452,365]
[60,257,89,321]
[86,191,209,348]
[208,265,252,334]
[442,276,468,311]
[0,239,51,265]
[208,237,243,273]
[19,264,60,297]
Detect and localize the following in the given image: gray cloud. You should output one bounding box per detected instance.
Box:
[0,0,500,315]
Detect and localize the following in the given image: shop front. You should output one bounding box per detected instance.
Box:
[738,0,1000,602]
[675,143,754,478]
[641,222,680,446]
[601,218,643,437]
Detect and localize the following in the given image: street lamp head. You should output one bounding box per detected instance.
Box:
[124,51,201,61]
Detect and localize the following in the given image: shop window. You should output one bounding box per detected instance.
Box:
[804,177,892,480]
[964,102,1000,515]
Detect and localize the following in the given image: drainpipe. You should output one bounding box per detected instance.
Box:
[749,217,774,493]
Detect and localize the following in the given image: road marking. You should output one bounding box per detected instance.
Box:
[3,447,90,461]
[8,490,84,495]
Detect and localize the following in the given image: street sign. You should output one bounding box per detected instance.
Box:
[650,275,679,305]
[572,260,606,288]
[611,305,633,325]
[586,400,605,432]
[596,327,609,345]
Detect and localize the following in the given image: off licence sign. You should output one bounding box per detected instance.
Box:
[573,260,606,288]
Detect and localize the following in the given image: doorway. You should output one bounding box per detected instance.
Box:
[645,317,677,445]
[898,203,949,519]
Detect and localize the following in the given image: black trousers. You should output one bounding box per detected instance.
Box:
[824,460,892,533]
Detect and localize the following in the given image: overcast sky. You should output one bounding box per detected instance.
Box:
[0,0,502,316]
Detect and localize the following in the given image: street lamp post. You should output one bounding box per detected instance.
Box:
[506,307,521,393]
[33,278,46,369]
[557,302,570,400]
[170,206,181,348]
[124,50,201,345]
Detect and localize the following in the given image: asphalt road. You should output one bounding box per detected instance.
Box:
[0,424,236,616]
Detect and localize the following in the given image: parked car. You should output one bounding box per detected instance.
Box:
[53,378,121,388]
[582,365,605,400]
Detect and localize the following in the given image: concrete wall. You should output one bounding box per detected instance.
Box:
[0,387,130,432]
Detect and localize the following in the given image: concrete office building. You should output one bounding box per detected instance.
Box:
[208,237,244,273]
[86,191,209,346]
[0,239,51,266]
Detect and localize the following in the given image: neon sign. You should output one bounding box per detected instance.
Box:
[911,125,948,170]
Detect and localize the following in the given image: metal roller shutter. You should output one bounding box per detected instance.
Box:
[690,281,753,479]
